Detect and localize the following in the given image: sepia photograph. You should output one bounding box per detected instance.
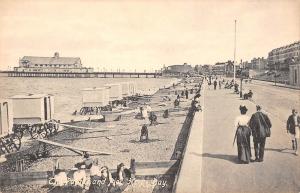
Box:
[0,0,299,193]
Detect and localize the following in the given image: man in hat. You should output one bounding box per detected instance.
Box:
[249,105,272,162]
[286,109,300,155]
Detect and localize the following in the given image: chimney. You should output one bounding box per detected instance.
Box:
[54,52,59,58]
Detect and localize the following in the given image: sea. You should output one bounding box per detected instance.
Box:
[0,77,177,122]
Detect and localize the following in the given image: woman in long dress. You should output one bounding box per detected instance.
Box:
[234,105,252,164]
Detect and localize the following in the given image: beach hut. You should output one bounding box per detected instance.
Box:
[0,99,13,139]
[9,94,57,139]
[10,94,54,124]
[128,82,137,96]
[82,87,109,107]
[105,83,122,101]
[120,82,130,97]
[0,99,21,155]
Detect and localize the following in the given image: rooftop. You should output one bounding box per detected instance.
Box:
[20,52,81,65]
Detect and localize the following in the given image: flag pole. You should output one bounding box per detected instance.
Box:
[233,20,237,83]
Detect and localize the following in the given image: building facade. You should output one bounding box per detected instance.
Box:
[289,63,300,87]
[250,57,267,70]
[14,52,93,73]
[201,65,212,75]
[212,61,235,76]
[162,63,194,76]
[268,41,300,70]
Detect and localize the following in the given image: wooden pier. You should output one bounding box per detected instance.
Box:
[0,71,162,78]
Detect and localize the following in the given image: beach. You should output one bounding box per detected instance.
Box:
[0,77,198,193]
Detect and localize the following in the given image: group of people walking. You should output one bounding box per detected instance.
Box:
[234,105,272,164]
[234,105,300,164]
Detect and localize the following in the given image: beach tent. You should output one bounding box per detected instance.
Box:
[120,82,130,97]
[104,83,123,101]
[82,87,109,107]
[10,94,54,124]
[0,99,13,138]
[128,82,137,96]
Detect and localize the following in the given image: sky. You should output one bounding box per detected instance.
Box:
[0,0,299,72]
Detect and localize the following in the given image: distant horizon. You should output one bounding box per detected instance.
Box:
[0,0,299,71]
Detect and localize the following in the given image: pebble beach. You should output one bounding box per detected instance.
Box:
[0,77,199,193]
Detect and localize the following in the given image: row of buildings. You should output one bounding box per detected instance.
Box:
[161,61,236,77]
[242,41,300,71]
[240,41,300,87]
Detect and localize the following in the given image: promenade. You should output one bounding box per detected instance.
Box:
[176,81,300,193]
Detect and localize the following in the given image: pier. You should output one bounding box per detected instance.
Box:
[0,71,162,78]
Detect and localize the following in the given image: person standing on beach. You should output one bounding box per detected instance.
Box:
[219,80,222,89]
[286,109,300,155]
[249,105,272,162]
[185,89,189,99]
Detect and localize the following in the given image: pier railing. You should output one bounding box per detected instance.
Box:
[0,71,162,78]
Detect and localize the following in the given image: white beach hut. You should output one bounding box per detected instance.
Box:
[104,83,122,101]
[120,82,130,97]
[0,99,13,138]
[10,94,54,124]
[128,82,137,96]
[82,87,109,107]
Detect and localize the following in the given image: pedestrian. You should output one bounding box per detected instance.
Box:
[213,80,217,90]
[163,109,169,118]
[185,89,189,99]
[181,90,185,97]
[249,105,272,162]
[218,80,222,89]
[149,112,158,126]
[286,109,300,155]
[174,98,180,108]
[233,105,252,164]
[140,124,149,142]
[141,106,148,119]
[207,80,211,90]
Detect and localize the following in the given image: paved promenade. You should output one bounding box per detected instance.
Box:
[201,84,300,193]
[175,82,300,193]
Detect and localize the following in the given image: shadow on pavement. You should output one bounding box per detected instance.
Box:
[265,148,294,154]
[129,139,163,144]
[201,153,239,164]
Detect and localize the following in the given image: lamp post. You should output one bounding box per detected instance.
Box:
[233,20,237,83]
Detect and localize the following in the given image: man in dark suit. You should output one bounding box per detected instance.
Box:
[249,105,272,162]
[287,109,300,155]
